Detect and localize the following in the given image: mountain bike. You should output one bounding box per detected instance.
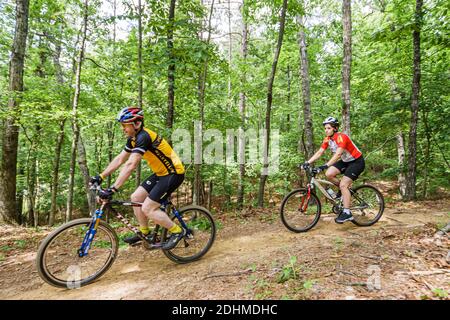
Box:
[280,164,384,232]
[36,184,216,288]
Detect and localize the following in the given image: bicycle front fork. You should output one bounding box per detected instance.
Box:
[78,204,106,257]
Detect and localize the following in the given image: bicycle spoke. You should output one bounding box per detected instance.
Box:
[37,219,118,288]
[280,189,321,232]
[351,185,384,226]
[162,206,216,263]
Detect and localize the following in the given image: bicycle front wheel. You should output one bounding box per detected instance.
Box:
[350,185,385,227]
[162,205,216,264]
[36,218,118,288]
[280,188,321,233]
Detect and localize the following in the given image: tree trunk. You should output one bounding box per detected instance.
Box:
[77,135,95,215]
[26,125,41,227]
[285,66,291,132]
[136,0,144,186]
[66,0,89,222]
[341,0,352,135]
[396,132,407,198]
[166,0,176,133]
[107,0,117,191]
[0,0,29,224]
[194,0,215,205]
[207,180,213,212]
[50,119,65,225]
[404,0,423,201]
[237,0,248,210]
[421,109,431,198]
[296,12,314,159]
[227,0,233,110]
[257,0,288,207]
[17,167,24,225]
[49,32,66,226]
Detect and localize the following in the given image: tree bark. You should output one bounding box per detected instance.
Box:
[296,12,315,159]
[257,0,288,207]
[136,0,144,187]
[0,0,29,224]
[286,66,291,132]
[107,0,117,189]
[421,109,431,198]
[77,135,95,215]
[396,132,407,198]
[404,0,423,201]
[341,0,352,135]
[49,29,67,225]
[237,0,248,209]
[50,119,65,225]
[227,0,233,110]
[194,0,215,205]
[66,0,89,222]
[166,0,177,133]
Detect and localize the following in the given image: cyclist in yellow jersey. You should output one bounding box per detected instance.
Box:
[89,107,186,249]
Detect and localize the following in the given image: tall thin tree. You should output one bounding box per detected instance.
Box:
[296,7,314,159]
[404,0,423,200]
[258,0,288,207]
[66,0,89,222]
[341,0,352,135]
[237,0,248,209]
[166,0,177,133]
[0,0,30,224]
[194,0,215,205]
[136,0,144,186]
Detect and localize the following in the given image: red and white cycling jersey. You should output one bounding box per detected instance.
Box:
[321,132,362,162]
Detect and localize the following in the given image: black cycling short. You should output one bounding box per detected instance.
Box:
[140,173,185,203]
[332,156,365,181]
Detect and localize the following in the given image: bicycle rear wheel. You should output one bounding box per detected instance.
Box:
[162,205,216,264]
[36,218,118,288]
[350,185,385,226]
[280,188,321,232]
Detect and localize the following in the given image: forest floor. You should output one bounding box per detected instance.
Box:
[0,183,449,300]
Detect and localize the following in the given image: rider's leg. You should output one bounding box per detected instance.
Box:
[130,186,151,232]
[339,176,354,210]
[325,166,341,186]
[335,176,355,223]
[141,198,175,229]
[140,173,185,230]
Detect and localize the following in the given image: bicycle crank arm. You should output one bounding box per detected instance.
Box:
[142,241,163,250]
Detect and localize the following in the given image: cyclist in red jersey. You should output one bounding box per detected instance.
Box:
[302,117,365,223]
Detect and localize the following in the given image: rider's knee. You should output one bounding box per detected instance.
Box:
[339,180,351,190]
[325,170,336,179]
[130,191,143,202]
[141,200,158,216]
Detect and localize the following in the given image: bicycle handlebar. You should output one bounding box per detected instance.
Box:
[299,163,320,176]
[89,182,102,192]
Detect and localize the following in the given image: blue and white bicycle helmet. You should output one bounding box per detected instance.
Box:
[116,107,144,123]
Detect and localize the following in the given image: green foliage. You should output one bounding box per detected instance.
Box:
[432,288,448,299]
[1,0,448,225]
[277,255,300,283]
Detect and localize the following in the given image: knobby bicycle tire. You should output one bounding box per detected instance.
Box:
[280,188,322,233]
[36,218,119,288]
[162,205,216,264]
[350,184,385,227]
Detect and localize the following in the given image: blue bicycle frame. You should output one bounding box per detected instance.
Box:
[78,199,191,257]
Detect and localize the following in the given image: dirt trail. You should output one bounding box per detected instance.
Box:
[0,198,449,300]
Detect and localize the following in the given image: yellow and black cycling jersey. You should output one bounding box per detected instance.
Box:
[124,127,185,176]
